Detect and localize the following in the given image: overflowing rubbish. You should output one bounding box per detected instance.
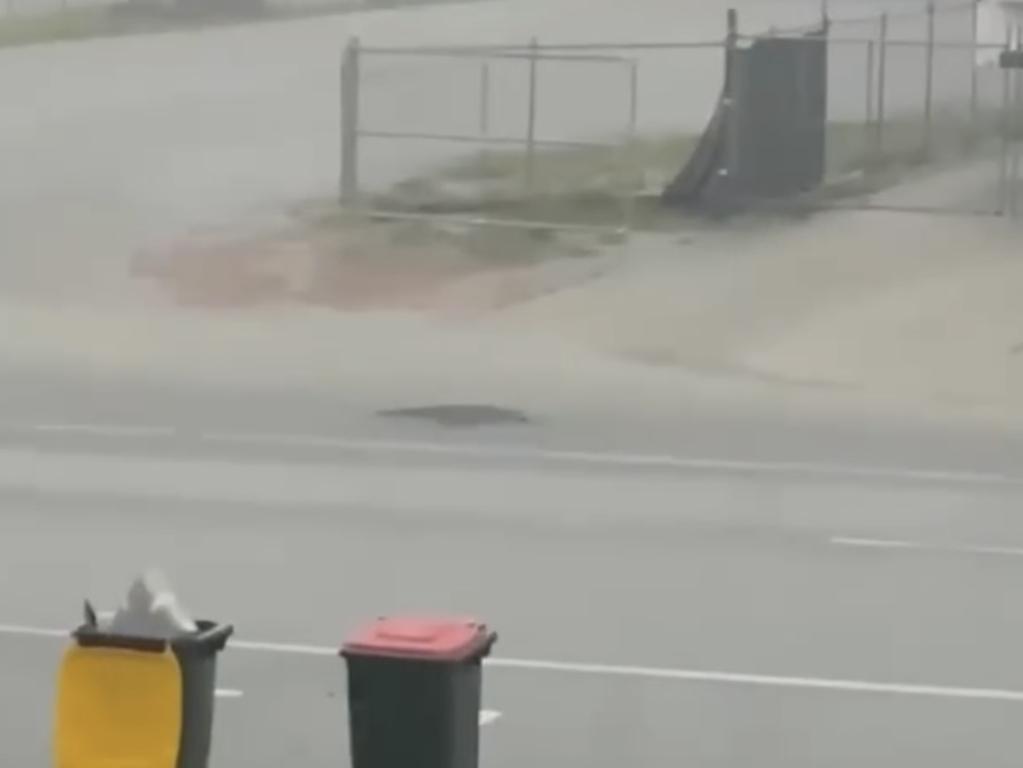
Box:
[57,570,231,768]
[84,569,197,640]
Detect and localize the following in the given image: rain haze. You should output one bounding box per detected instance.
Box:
[3,0,1023,766]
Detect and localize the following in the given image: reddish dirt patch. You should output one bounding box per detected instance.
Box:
[133,224,479,310]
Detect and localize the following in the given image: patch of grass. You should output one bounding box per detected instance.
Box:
[826,110,1007,182]
[296,206,598,271]
[379,133,700,231]
[0,6,116,47]
[436,134,696,192]
[377,112,1010,231]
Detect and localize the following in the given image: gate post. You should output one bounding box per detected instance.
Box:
[875,13,889,160]
[970,0,980,133]
[923,1,936,158]
[720,8,742,200]
[865,40,876,157]
[1012,50,1023,217]
[525,37,539,192]
[998,28,1014,215]
[340,37,361,204]
[478,61,491,137]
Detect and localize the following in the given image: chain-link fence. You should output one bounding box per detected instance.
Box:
[342,41,647,232]
[810,1,1011,213]
[340,37,737,232]
[340,2,1023,227]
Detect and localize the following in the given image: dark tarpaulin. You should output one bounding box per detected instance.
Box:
[663,24,828,209]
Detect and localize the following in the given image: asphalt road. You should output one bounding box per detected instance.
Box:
[3,373,1023,767]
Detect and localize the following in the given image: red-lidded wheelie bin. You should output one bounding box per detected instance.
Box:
[342,617,497,768]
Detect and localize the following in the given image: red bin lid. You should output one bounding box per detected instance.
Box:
[342,617,495,662]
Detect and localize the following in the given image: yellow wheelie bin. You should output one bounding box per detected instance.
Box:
[54,620,233,768]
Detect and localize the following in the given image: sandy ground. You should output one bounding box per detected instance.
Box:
[3,0,1020,430]
[4,179,1023,426]
[0,0,954,301]
[487,161,1023,420]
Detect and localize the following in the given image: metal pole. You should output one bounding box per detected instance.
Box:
[721,8,741,202]
[998,29,1012,215]
[478,61,491,137]
[970,0,980,131]
[1011,59,1023,216]
[525,37,539,192]
[865,40,876,160]
[876,13,888,159]
[923,1,936,158]
[340,37,361,203]
[621,58,639,231]
[629,59,639,134]
[725,7,739,88]
[1007,67,1017,216]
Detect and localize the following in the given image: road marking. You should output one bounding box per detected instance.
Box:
[485,658,1023,703]
[215,688,244,699]
[0,624,67,639]
[479,709,502,726]
[13,421,1017,487]
[34,424,176,438]
[232,639,337,656]
[2,623,1022,704]
[201,431,1019,487]
[832,536,1023,559]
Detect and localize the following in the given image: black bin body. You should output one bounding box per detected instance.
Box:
[342,617,496,768]
[74,620,234,768]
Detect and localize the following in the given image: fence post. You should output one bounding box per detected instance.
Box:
[525,37,539,192]
[340,37,361,204]
[865,40,876,154]
[999,29,1011,214]
[621,58,640,231]
[629,59,639,137]
[923,1,936,157]
[478,61,491,137]
[970,0,980,132]
[875,13,888,159]
[719,7,741,203]
[1012,48,1023,217]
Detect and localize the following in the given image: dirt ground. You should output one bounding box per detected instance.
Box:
[132,212,611,314]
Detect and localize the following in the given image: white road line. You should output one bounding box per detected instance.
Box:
[215,688,244,699]
[14,421,1017,487]
[485,658,1023,703]
[3,623,1022,704]
[232,639,337,656]
[202,431,1018,487]
[832,536,1023,559]
[34,424,176,438]
[479,709,502,726]
[0,624,67,639]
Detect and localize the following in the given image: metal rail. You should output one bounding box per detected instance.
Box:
[356,129,618,151]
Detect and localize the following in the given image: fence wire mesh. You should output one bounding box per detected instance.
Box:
[764,0,1017,215]
[342,1,1023,226]
[348,41,730,231]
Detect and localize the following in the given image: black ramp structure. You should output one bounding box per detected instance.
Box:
[663,22,828,209]
[661,91,729,206]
